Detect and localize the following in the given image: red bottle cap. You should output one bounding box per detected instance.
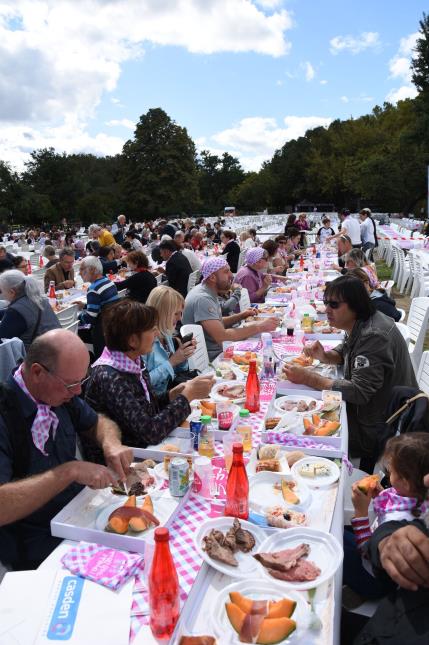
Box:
[232,443,244,454]
[154,527,170,542]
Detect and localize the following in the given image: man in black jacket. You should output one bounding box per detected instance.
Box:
[158,239,193,298]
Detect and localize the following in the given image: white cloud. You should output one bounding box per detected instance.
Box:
[0,0,293,170]
[320,79,328,85]
[303,61,315,81]
[276,79,284,86]
[105,119,135,130]
[209,115,332,170]
[330,32,380,55]
[340,96,349,103]
[386,32,419,104]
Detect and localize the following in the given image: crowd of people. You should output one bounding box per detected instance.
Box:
[0,209,428,644]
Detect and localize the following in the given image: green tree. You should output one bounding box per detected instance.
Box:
[197,150,245,214]
[121,108,200,219]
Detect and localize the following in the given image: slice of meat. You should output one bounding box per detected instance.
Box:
[296,400,309,412]
[254,543,310,571]
[283,401,296,411]
[266,559,321,582]
[202,535,238,567]
[239,612,266,643]
[308,400,317,411]
[235,525,256,553]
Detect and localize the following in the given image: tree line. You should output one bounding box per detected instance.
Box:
[0,13,428,226]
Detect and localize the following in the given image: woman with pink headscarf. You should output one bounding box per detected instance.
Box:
[234,247,272,303]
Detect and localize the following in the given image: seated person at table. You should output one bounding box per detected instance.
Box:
[0,271,60,348]
[83,299,213,450]
[182,256,277,360]
[115,250,157,303]
[348,268,401,322]
[344,248,379,288]
[43,247,75,292]
[262,239,286,275]
[43,244,59,268]
[235,247,272,303]
[331,234,352,271]
[351,469,429,645]
[284,227,303,263]
[144,286,196,396]
[88,223,115,247]
[75,256,119,359]
[98,245,123,275]
[158,239,193,299]
[316,217,335,243]
[0,329,132,569]
[218,283,242,315]
[12,255,29,275]
[282,276,417,473]
[0,246,15,273]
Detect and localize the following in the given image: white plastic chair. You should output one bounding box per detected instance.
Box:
[406,297,429,372]
[416,351,429,395]
[179,323,211,373]
[237,249,247,271]
[64,320,79,335]
[56,303,79,328]
[239,287,251,311]
[187,270,201,293]
[395,322,411,347]
[380,279,394,297]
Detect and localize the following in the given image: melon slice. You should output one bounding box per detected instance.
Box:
[313,421,340,436]
[226,602,296,644]
[124,495,136,507]
[357,474,379,496]
[142,495,154,514]
[229,592,296,619]
[281,480,299,505]
[129,495,156,532]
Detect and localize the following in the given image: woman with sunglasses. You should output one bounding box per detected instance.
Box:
[282,275,417,473]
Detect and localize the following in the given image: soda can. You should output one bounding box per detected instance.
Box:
[190,420,203,450]
[169,457,190,497]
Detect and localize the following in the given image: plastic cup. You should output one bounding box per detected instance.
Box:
[182,433,195,454]
[193,456,213,497]
[222,341,234,359]
[222,432,243,471]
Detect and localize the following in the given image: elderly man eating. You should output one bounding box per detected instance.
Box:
[0,329,133,570]
[182,256,278,360]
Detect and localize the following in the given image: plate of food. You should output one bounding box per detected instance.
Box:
[211,381,246,403]
[273,396,323,414]
[95,490,171,538]
[110,461,161,496]
[282,354,320,368]
[301,413,341,437]
[254,527,343,590]
[248,472,312,513]
[215,361,244,381]
[248,445,306,476]
[211,578,310,645]
[194,517,266,579]
[291,456,340,488]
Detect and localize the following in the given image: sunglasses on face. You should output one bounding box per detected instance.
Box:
[323,299,345,309]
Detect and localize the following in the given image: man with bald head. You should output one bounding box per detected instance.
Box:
[0,329,133,569]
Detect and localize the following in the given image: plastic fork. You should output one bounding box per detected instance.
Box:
[307,588,322,631]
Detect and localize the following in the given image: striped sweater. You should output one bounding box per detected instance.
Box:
[79,276,119,324]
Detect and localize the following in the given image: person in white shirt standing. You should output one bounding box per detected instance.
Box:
[359,208,377,257]
[329,208,362,247]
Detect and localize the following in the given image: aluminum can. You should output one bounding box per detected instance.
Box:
[169,457,190,497]
[190,420,203,450]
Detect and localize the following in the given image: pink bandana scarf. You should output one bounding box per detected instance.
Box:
[201,256,228,281]
[373,487,429,517]
[93,348,151,402]
[13,364,59,456]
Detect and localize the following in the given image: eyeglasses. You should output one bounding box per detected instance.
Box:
[323,299,345,309]
[39,363,90,390]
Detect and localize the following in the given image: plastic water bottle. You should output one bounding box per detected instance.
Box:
[261,332,275,379]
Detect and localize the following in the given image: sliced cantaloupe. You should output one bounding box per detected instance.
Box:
[107,515,129,534]
[225,602,296,644]
[124,495,136,507]
[229,592,296,619]
[281,480,299,505]
[312,413,321,426]
[129,495,156,532]
[142,495,154,514]
[357,474,379,495]
[303,417,313,431]
[313,421,340,436]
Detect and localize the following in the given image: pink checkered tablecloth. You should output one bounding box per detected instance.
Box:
[129,380,278,642]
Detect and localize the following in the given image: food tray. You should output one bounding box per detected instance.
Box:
[261,389,347,452]
[51,448,191,554]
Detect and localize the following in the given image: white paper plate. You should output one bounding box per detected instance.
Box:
[94,490,173,539]
[274,395,323,414]
[248,472,311,513]
[211,578,310,644]
[194,517,266,579]
[246,447,291,476]
[291,457,340,488]
[147,436,193,453]
[282,356,321,368]
[256,527,343,591]
[211,380,246,403]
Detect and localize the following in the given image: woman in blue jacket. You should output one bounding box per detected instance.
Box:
[144,286,196,395]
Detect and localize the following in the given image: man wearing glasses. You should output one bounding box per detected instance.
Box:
[283,275,417,473]
[0,329,133,570]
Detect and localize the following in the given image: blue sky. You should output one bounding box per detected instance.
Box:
[0,1,426,172]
